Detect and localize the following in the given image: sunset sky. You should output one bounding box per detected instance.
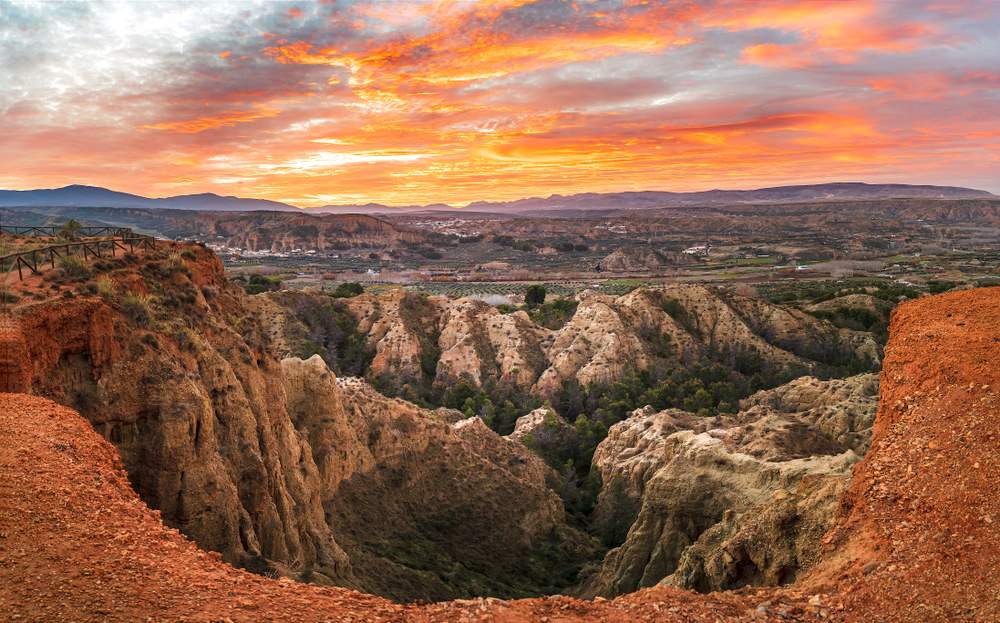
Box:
[1,0,998,207]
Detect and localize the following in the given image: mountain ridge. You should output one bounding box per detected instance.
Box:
[1,182,993,214]
[0,184,300,212]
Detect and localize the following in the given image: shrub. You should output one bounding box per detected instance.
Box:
[243,274,282,295]
[528,298,578,329]
[524,284,546,307]
[57,255,92,280]
[96,277,116,301]
[180,249,197,261]
[927,280,958,295]
[58,219,82,240]
[166,252,191,275]
[331,282,364,298]
[174,328,197,352]
[121,293,154,326]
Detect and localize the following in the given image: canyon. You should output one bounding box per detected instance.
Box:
[2,278,997,620]
[0,241,891,605]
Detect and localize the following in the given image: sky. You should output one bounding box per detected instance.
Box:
[1,0,998,207]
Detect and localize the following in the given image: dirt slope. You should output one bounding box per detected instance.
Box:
[0,394,801,622]
[2,286,999,621]
[800,286,1000,621]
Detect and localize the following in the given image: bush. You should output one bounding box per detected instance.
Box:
[58,219,82,240]
[166,252,191,275]
[528,298,578,329]
[57,255,92,280]
[121,294,154,326]
[96,277,116,301]
[525,285,546,307]
[331,282,364,298]
[243,274,282,295]
[927,280,958,295]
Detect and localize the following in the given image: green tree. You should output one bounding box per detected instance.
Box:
[332,282,364,298]
[59,219,82,240]
[524,284,546,308]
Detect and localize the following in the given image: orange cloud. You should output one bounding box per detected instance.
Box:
[3,0,997,204]
[144,106,282,134]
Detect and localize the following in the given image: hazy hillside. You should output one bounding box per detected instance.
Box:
[3,182,991,215]
[0,184,300,212]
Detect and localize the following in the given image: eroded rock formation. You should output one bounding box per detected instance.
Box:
[581,373,878,597]
[12,244,595,601]
[265,284,881,401]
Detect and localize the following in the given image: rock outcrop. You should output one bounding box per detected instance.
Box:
[282,355,597,600]
[4,286,999,622]
[597,248,670,272]
[508,406,580,466]
[11,243,595,601]
[581,373,879,597]
[265,284,881,401]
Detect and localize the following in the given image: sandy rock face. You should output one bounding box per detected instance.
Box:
[273,285,881,402]
[737,373,879,454]
[508,406,580,465]
[665,473,848,592]
[534,292,651,397]
[597,248,666,272]
[581,373,878,597]
[281,356,597,600]
[19,292,352,585]
[15,248,595,601]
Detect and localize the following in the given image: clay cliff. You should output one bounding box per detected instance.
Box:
[597,248,694,272]
[264,284,880,402]
[200,212,426,252]
[9,243,593,600]
[582,373,879,597]
[281,356,596,600]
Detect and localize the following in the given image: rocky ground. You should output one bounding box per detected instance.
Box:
[2,286,998,621]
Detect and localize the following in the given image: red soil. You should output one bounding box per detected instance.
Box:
[2,286,999,622]
[0,315,30,393]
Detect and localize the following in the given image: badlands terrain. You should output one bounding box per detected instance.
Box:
[1,252,998,619]
[0,242,887,600]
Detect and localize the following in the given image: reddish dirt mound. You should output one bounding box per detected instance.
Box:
[800,286,1000,621]
[2,286,999,622]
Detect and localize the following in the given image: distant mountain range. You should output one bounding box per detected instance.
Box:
[0,182,993,214]
[0,184,299,212]
[288,182,999,214]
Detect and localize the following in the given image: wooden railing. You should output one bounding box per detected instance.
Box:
[0,225,135,239]
[0,236,156,281]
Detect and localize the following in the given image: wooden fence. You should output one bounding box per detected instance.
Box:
[0,236,156,281]
[0,225,135,238]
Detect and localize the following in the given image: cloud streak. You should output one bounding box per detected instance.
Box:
[1,0,998,205]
